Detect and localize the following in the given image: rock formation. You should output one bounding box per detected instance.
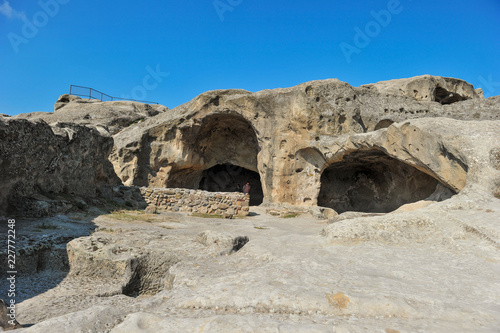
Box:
[2,74,499,217]
[0,118,120,216]
[361,74,483,103]
[13,196,500,332]
[1,75,500,332]
[108,75,499,212]
[15,95,168,135]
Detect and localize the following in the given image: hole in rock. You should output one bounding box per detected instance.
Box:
[232,236,249,253]
[317,150,455,213]
[122,255,179,297]
[199,164,263,206]
[434,86,469,105]
[374,119,394,131]
[173,113,265,204]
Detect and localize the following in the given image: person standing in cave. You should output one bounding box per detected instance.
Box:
[242,181,251,194]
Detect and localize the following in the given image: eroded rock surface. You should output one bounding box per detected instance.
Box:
[0,118,120,216]
[2,75,500,332]
[9,196,500,332]
[15,95,168,135]
[6,75,498,214]
[109,75,499,210]
[361,75,482,104]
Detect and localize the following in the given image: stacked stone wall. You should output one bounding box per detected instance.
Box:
[139,187,250,216]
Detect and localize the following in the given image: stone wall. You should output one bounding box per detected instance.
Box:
[139,188,250,216]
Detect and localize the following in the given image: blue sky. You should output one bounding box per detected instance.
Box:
[1,0,499,116]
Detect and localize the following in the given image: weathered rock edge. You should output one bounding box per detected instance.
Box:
[0,118,120,216]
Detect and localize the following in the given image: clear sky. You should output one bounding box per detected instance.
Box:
[1,0,499,116]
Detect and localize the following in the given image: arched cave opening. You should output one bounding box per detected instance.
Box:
[194,113,260,170]
[199,164,263,205]
[179,112,265,205]
[434,86,469,105]
[317,150,455,213]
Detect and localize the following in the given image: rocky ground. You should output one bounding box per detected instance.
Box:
[1,190,499,332]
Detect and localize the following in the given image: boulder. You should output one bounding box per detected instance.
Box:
[196,230,249,255]
[196,230,235,249]
[145,204,156,214]
[67,234,180,297]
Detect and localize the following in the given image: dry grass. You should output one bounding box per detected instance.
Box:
[107,210,178,223]
[254,226,270,230]
[282,212,300,218]
[191,212,224,219]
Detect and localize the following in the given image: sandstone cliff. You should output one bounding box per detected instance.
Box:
[3,75,499,216]
[109,75,500,211]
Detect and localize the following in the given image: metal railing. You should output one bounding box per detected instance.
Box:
[69,85,159,104]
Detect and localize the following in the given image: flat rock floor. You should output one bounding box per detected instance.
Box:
[3,195,500,332]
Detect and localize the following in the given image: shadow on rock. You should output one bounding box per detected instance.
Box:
[0,212,101,304]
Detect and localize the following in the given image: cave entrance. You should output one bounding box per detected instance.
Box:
[171,112,264,204]
[317,150,454,213]
[199,164,263,206]
[434,86,469,104]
